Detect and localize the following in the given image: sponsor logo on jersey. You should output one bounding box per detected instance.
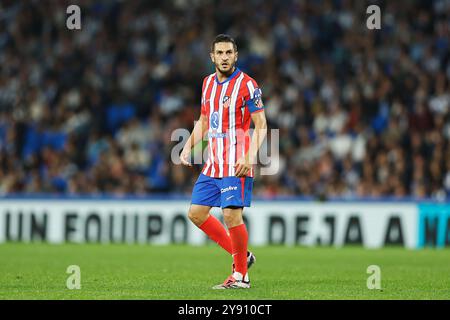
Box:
[221,186,238,193]
[210,111,219,129]
[208,132,228,139]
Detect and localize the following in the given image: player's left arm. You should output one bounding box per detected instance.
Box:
[234,110,267,177]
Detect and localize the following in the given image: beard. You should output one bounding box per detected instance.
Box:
[216,61,235,76]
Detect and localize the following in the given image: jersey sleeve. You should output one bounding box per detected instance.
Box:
[244,78,265,113]
[201,99,207,117]
[200,77,208,116]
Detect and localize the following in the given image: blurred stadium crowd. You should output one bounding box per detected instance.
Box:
[0,0,449,199]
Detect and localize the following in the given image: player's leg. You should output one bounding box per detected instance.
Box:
[223,206,249,283]
[213,176,253,289]
[188,204,233,254]
[189,201,256,265]
[189,174,233,254]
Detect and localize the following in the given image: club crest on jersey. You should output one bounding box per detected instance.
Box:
[223,96,231,108]
[210,111,220,130]
[253,88,263,108]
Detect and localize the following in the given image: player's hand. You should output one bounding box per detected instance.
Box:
[234,157,251,177]
[180,149,192,167]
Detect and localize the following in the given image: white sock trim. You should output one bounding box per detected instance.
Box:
[232,272,243,281]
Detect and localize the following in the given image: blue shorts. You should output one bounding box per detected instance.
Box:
[191,174,253,208]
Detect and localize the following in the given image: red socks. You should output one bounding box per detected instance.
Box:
[199,216,249,277]
[199,215,233,254]
[229,223,248,276]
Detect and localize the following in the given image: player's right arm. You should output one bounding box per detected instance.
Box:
[180,114,208,167]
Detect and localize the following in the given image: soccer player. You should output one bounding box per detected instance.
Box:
[180,34,267,289]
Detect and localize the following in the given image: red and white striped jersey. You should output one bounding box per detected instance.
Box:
[200,68,265,178]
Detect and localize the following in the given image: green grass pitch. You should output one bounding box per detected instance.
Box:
[0,243,449,299]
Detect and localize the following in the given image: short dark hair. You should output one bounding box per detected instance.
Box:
[211,34,237,52]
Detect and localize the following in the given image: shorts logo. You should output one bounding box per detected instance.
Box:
[210,111,219,130]
[253,88,263,108]
[221,186,238,193]
[223,96,231,108]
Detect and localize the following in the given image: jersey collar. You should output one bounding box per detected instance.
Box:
[215,67,240,85]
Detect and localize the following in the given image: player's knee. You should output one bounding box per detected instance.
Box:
[222,209,243,228]
[188,207,208,226]
[187,209,199,223]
